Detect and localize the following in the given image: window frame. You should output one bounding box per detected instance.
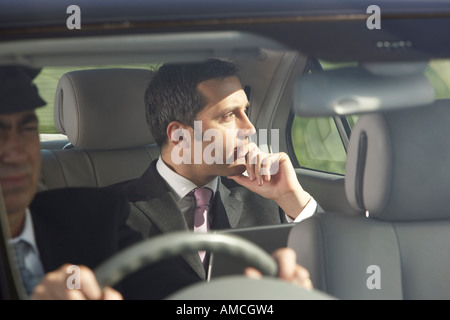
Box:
[287,57,354,173]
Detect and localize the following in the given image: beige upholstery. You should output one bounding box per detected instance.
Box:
[39,68,160,190]
[289,101,450,299]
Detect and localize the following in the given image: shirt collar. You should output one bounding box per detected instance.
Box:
[156,156,218,202]
[9,209,39,251]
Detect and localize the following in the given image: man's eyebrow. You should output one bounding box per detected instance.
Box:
[19,113,39,126]
[0,113,39,129]
[219,103,250,116]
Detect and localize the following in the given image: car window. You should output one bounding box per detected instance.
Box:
[426,59,450,100]
[291,116,347,174]
[33,65,151,138]
[290,61,354,175]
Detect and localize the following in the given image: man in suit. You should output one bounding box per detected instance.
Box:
[0,66,138,299]
[109,59,320,282]
[1,65,313,299]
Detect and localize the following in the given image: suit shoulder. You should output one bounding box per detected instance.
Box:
[103,162,163,202]
[31,187,127,214]
[104,178,140,198]
[34,187,120,201]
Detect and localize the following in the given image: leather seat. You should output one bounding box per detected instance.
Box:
[288,100,450,299]
[39,68,160,190]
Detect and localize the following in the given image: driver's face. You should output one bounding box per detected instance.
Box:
[0,110,41,217]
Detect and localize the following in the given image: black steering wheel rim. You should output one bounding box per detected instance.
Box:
[94,231,278,289]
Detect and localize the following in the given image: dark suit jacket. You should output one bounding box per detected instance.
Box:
[107,159,318,295]
[30,188,140,273]
[29,187,163,299]
[110,160,287,235]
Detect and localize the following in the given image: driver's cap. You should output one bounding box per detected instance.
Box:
[0,65,46,114]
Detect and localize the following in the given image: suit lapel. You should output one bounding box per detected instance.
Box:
[132,161,189,233]
[132,162,206,279]
[135,197,206,279]
[135,193,187,233]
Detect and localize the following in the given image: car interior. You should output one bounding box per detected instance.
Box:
[290,99,450,299]
[36,46,354,213]
[2,0,450,300]
[32,51,450,301]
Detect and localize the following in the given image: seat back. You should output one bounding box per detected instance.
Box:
[39,68,160,191]
[288,100,450,299]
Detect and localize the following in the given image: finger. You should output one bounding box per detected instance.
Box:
[32,266,87,300]
[246,143,258,181]
[31,280,68,300]
[272,248,297,280]
[31,284,51,300]
[228,174,252,189]
[261,156,273,182]
[272,248,314,290]
[245,152,254,181]
[102,287,124,300]
[244,267,262,279]
[60,287,89,300]
[255,152,264,186]
[77,265,104,300]
[262,153,281,181]
[295,266,313,290]
[30,273,61,300]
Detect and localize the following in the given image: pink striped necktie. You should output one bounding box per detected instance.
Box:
[192,187,213,262]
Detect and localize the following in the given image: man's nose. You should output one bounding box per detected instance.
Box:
[237,113,256,138]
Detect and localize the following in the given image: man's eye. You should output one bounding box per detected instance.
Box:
[223,112,234,119]
[23,125,38,132]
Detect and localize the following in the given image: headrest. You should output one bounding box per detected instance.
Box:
[345,100,450,221]
[54,68,155,150]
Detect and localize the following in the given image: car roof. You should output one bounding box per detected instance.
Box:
[2,0,450,63]
[2,0,450,25]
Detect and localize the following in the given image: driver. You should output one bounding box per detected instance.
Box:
[1,65,312,300]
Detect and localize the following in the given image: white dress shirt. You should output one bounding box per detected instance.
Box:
[156,156,218,228]
[9,209,45,282]
[156,156,317,224]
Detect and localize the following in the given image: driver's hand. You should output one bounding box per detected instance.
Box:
[31,264,123,300]
[244,248,313,290]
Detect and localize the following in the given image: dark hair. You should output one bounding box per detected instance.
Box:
[145,58,239,148]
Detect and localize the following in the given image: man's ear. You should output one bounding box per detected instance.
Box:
[167,121,190,146]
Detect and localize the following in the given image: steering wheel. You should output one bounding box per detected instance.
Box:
[94,231,278,289]
[94,231,335,300]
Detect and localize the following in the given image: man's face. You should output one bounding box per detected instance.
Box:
[185,76,256,177]
[0,110,40,216]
